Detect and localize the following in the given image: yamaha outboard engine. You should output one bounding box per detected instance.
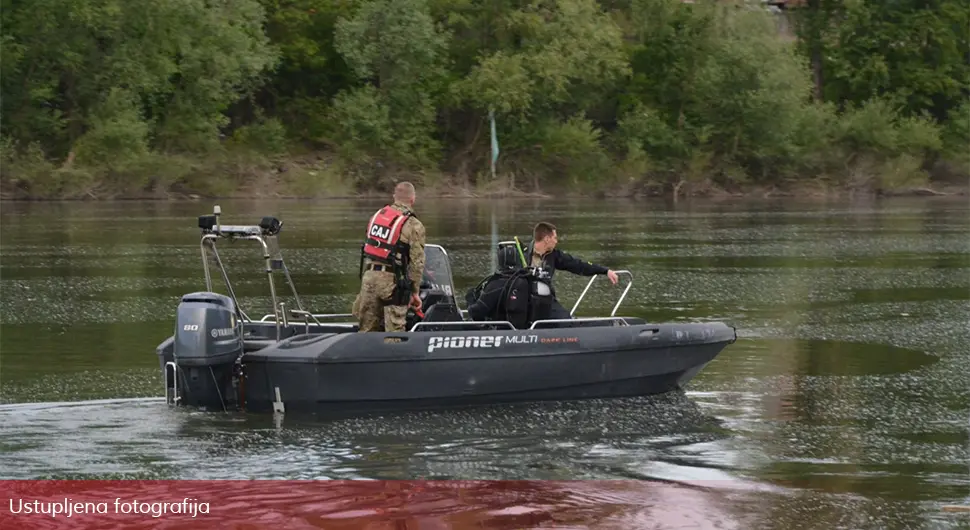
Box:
[172,291,242,410]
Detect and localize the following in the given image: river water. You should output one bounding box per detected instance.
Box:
[1,197,967,529]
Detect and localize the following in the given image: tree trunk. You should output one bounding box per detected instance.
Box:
[811,46,824,101]
[807,0,825,101]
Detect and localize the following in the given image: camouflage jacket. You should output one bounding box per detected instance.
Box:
[364,202,426,294]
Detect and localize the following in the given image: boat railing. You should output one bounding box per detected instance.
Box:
[410,320,516,332]
[570,269,634,317]
[529,317,631,329]
[259,312,356,322]
[257,311,360,334]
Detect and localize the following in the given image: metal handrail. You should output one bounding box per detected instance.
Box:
[287,309,320,334]
[529,317,630,329]
[286,309,321,325]
[410,320,516,332]
[164,361,180,405]
[201,235,252,323]
[256,311,357,334]
[259,312,357,322]
[311,313,356,320]
[570,269,634,317]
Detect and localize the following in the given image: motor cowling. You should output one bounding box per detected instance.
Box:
[172,292,243,410]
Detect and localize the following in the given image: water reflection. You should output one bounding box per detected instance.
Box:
[1,197,969,528]
[0,474,764,529]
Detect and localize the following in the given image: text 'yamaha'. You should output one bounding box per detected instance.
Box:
[210,327,235,338]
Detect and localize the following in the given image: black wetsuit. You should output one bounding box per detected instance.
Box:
[466,269,533,329]
[522,242,609,319]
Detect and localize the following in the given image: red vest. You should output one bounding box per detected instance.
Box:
[363,205,412,264]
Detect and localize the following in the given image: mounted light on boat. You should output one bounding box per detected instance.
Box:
[259,216,282,236]
[199,214,217,231]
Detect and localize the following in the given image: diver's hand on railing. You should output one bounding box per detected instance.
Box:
[606,269,619,285]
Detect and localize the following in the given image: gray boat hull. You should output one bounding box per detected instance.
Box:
[157,320,735,417]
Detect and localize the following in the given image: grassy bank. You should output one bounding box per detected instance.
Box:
[1,146,966,202]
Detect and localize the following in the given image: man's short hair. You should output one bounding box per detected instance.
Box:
[533,222,557,241]
[393,181,415,201]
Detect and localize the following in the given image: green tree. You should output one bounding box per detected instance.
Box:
[1,0,966,198]
[0,0,277,161]
[618,1,829,188]
[328,0,449,169]
[798,0,970,122]
[448,0,629,184]
[257,0,359,141]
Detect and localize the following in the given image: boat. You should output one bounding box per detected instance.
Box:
[155,206,737,418]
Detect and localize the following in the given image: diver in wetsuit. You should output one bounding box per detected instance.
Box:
[523,221,618,319]
[465,244,554,329]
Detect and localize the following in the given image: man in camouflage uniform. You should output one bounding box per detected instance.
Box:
[353,182,427,332]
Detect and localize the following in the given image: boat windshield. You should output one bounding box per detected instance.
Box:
[422,244,456,298]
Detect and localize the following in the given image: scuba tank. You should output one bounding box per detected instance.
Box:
[466,240,553,328]
[527,268,554,324]
[465,267,532,328]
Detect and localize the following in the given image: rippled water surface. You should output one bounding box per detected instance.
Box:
[1,197,968,529]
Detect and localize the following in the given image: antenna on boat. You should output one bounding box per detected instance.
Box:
[213,204,221,234]
[490,205,498,273]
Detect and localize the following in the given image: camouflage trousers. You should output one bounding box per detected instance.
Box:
[352,270,409,332]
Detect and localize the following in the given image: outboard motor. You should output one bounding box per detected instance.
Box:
[172,291,243,410]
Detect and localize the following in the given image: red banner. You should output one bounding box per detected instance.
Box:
[0,479,748,529]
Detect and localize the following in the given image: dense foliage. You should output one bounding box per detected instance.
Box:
[1,0,967,198]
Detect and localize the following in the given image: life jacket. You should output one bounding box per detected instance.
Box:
[362,205,413,267]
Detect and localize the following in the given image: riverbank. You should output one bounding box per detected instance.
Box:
[2,178,966,202]
[2,154,966,202]
[3,181,966,202]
